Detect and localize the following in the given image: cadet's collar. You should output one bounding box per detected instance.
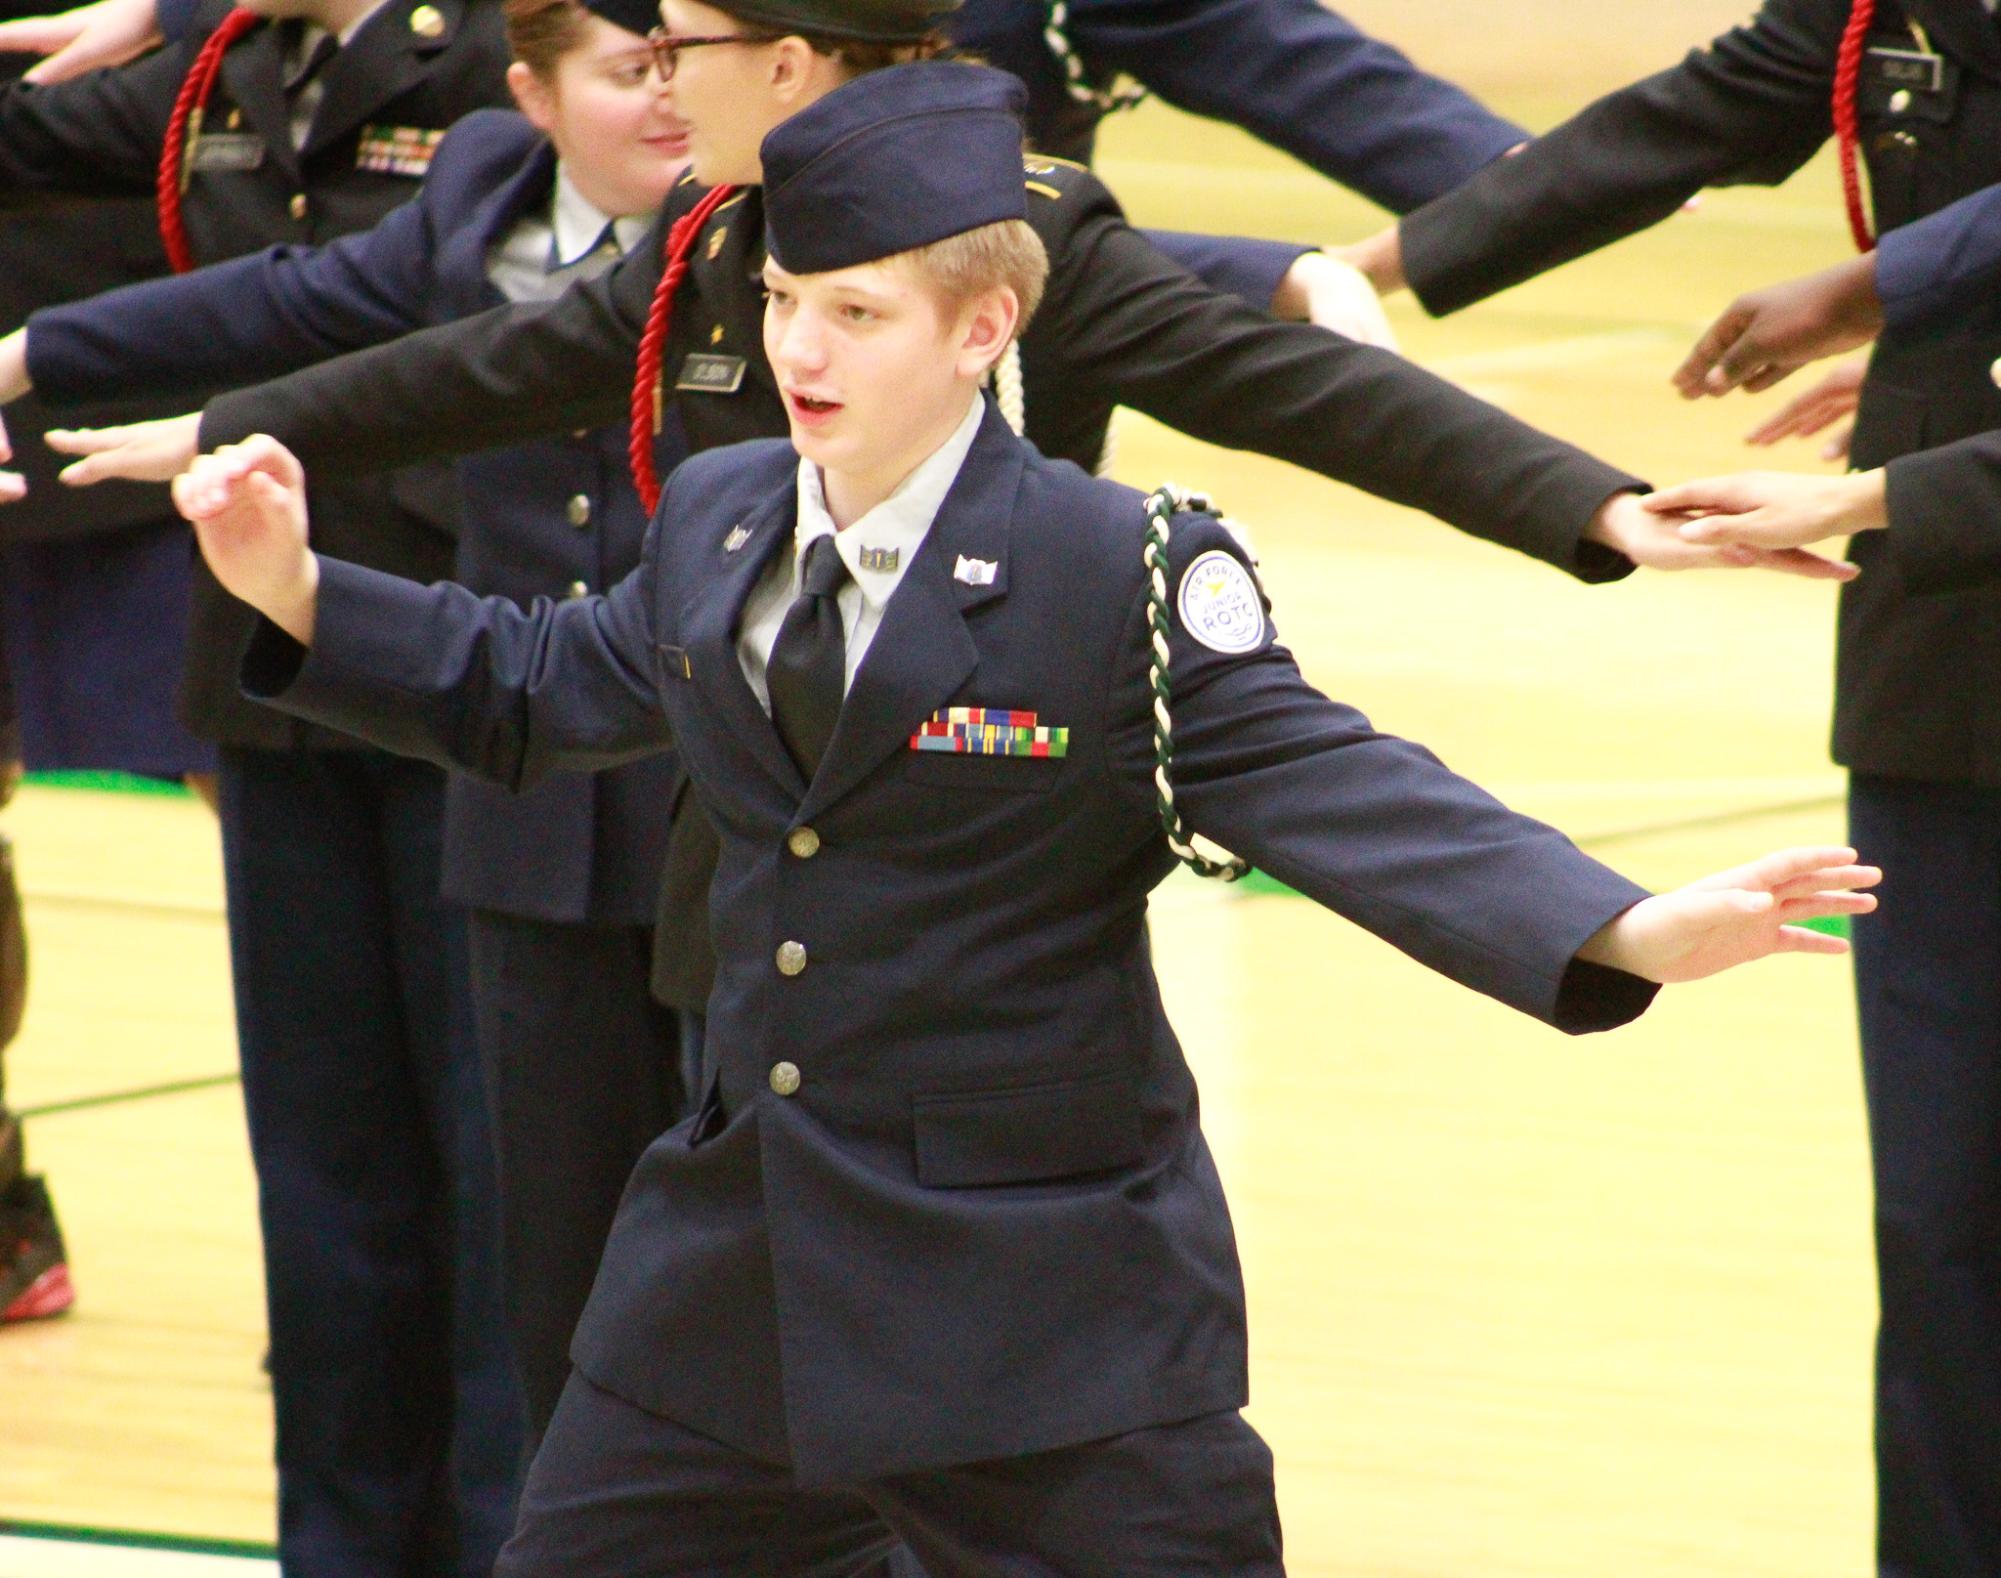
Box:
[548,164,651,270]
[791,391,984,611]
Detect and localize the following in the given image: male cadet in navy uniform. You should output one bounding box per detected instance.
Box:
[166,64,1880,1576]
[1332,4,2001,1568]
[0,2,527,1573]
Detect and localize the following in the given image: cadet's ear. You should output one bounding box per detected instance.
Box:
[766,36,823,104]
[509,62,557,134]
[955,286,1021,382]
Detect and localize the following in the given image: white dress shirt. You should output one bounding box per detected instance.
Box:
[484,165,654,305]
[736,392,986,713]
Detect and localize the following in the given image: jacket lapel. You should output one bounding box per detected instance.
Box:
[680,487,808,798]
[216,21,300,187]
[301,0,457,163]
[799,402,1022,820]
[443,136,559,315]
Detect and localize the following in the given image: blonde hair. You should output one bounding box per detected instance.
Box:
[894,218,1049,334]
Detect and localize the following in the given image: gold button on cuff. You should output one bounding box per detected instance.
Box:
[1889,88,1913,114]
[565,579,589,599]
[409,3,444,36]
[775,940,807,976]
[769,1061,801,1096]
[288,193,308,221]
[786,827,821,859]
[566,494,591,528]
[1989,356,2001,390]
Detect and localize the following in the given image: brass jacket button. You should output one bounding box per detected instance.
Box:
[769,1061,801,1096]
[567,494,591,528]
[787,827,821,859]
[776,941,807,976]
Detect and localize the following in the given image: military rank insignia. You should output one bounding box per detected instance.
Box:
[910,708,1067,758]
[356,125,445,177]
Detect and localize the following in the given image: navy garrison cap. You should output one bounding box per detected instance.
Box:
[580,0,657,40]
[711,0,958,41]
[762,62,1028,274]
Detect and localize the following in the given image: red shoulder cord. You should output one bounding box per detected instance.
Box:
[629,182,740,514]
[156,6,263,273]
[1832,0,1878,252]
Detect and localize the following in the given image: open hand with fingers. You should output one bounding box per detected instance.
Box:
[0,0,163,84]
[170,435,319,644]
[1642,469,1887,554]
[1578,847,1880,984]
[1673,257,1882,400]
[1742,356,1866,459]
[45,412,202,487]
[1583,489,1857,580]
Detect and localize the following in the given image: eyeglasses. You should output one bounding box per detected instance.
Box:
[645,27,785,81]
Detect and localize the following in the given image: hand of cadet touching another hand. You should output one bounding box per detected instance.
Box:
[0,0,163,84]
[1329,222,1407,298]
[0,330,30,504]
[44,412,202,487]
[1742,355,1867,461]
[1270,252,1399,351]
[1577,847,1879,984]
[1641,469,1888,553]
[170,436,319,646]
[1673,256,1883,400]
[1581,489,1858,580]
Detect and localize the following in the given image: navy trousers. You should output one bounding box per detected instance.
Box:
[219,747,523,1578]
[464,909,694,1447]
[498,1372,1284,1577]
[1849,774,2001,1578]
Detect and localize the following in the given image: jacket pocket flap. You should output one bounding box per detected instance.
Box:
[913,1069,1141,1188]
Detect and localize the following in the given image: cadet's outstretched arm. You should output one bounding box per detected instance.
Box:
[1067,0,1526,213]
[0,35,186,193]
[1356,0,1847,314]
[196,204,667,474]
[172,435,671,784]
[1037,199,1850,580]
[1110,516,1876,1032]
[26,188,444,408]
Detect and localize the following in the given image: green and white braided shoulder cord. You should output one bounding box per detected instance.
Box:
[1043,0,1146,113]
[1142,484,1249,882]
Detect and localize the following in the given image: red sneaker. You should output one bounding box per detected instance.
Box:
[1,1176,74,1324]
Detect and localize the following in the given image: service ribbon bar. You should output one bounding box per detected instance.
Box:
[909,708,1068,758]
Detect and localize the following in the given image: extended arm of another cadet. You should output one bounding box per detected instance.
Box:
[1335,0,1848,312]
[1644,426,2001,595]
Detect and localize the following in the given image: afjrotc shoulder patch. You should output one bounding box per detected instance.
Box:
[357,124,445,177]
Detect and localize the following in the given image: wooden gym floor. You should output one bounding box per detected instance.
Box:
[2,2,1887,1571]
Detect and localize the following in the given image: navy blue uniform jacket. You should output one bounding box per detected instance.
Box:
[244,400,1658,1482]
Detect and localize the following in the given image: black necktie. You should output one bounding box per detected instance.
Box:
[766,534,851,779]
[281,23,338,98]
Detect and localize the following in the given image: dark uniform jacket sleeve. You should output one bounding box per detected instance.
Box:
[1398,0,1844,315]
[1875,179,2001,332]
[960,0,1525,211]
[0,34,189,195]
[201,198,655,468]
[1026,173,1643,578]
[1882,430,2001,594]
[242,512,673,783]
[1103,512,1657,1033]
[1142,228,1312,313]
[26,110,518,404]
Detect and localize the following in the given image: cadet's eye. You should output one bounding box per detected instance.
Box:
[610,63,649,86]
[840,303,876,324]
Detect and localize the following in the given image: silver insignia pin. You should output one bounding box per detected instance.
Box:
[953,555,998,587]
[724,524,751,553]
[857,546,899,573]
